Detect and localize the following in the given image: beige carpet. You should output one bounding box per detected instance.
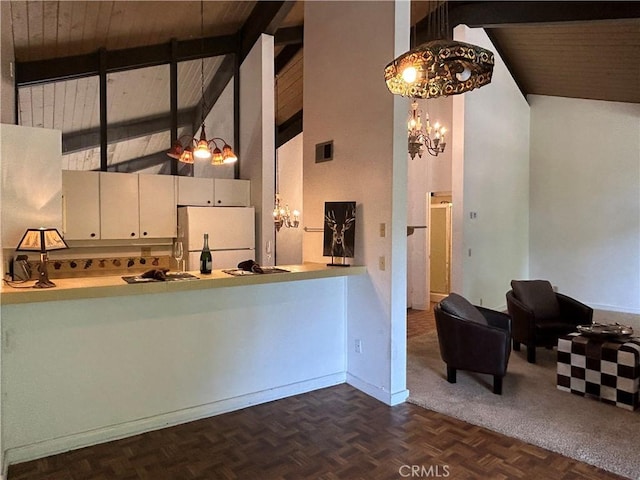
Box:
[407,332,640,479]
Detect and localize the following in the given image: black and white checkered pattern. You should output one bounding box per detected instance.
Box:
[557,332,640,411]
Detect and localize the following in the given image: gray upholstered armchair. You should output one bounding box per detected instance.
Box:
[434,293,512,395]
[506,280,593,363]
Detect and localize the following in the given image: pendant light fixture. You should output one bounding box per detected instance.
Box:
[384,1,494,99]
[167,0,237,165]
[408,100,445,159]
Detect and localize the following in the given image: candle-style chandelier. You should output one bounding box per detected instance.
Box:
[273,194,300,231]
[408,100,446,159]
[167,0,237,166]
[272,75,300,232]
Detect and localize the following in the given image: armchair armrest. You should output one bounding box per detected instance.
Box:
[506,290,537,342]
[477,306,511,332]
[556,293,593,326]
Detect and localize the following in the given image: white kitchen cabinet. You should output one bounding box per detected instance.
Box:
[62,170,101,240]
[176,176,214,206]
[139,174,176,238]
[214,179,251,206]
[100,172,140,239]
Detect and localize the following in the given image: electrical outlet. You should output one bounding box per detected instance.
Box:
[378,256,386,271]
[355,339,362,353]
[379,223,386,237]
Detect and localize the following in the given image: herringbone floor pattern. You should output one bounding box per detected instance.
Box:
[9,383,624,480]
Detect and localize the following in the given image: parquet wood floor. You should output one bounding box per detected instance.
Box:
[9,384,624,480]
[407,306,436,338]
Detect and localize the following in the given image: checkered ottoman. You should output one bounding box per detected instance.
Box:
[557,332,640,411]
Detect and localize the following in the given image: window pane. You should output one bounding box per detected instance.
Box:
[106,64,171,174]
[18,76,101,171]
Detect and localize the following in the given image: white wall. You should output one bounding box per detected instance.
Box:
[0,125,62,264]
[240,35,275,266]
[451,26,531,310]
[2,277,348,465]
[407,96,453,309]
[1,0,16,125]
[275,133,303,265]
[304,1,409,405]
[529,95,640,313]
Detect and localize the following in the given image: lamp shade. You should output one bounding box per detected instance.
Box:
[16,227,68,253]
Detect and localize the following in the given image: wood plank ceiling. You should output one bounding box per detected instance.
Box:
[7,1,640,173]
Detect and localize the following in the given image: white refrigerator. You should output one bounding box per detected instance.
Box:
[178,206,255,271]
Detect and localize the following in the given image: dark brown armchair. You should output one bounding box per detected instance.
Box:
[506,280,593,364]
[434,293,512,395]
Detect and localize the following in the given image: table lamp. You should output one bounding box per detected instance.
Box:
[16,227,69,288]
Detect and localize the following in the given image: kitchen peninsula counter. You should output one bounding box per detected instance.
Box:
[0,262,366,305]
[1,262,367,467]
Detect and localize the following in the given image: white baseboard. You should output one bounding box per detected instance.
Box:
[4,373,346,468]
[430,293,448,303]
[346,373,409,406]
[591,304,640,315]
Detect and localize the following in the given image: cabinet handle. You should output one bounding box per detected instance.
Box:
[90,233,96,238]
[207,200,211,204]
[131,232,136,237]
[217,200,222,204]
[143,232,148,236]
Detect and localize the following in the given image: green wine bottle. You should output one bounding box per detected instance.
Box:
[199,233,212,274]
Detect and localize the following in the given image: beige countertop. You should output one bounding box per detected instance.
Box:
[0,263,366,305]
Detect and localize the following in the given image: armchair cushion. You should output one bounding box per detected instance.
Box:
[511,280,560,321]
[440,292,487,325]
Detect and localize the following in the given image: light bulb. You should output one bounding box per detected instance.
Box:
[194,140,211,159]
[402,66,417,84]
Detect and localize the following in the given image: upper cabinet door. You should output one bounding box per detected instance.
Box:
[62,170,101,240]
[214,179,251,206]
[100,172,140,240]
[139,174,176,238]
[177,176,214,206]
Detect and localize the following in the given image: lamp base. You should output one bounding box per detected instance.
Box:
[35,254,56,288]
[34,279,56,288]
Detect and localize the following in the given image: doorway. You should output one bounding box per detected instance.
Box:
[429,193,452,303]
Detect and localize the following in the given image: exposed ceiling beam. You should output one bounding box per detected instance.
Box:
[239,1,296,61]
[16,34,238,86]
[415,1,640,45]
[189,54,236,135]
[275,44,302,75]
[63,109,194,154]
[276,110,302,149]
[274,26,304,46]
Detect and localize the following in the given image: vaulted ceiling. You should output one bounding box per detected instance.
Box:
[6,1,640,173]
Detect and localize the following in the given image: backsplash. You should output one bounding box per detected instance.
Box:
[13,255,171,280]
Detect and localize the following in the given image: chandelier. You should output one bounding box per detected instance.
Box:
[167,0,237,166]
[408,100,445,159]
[272,75,300,232]
[273,194,300,231]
